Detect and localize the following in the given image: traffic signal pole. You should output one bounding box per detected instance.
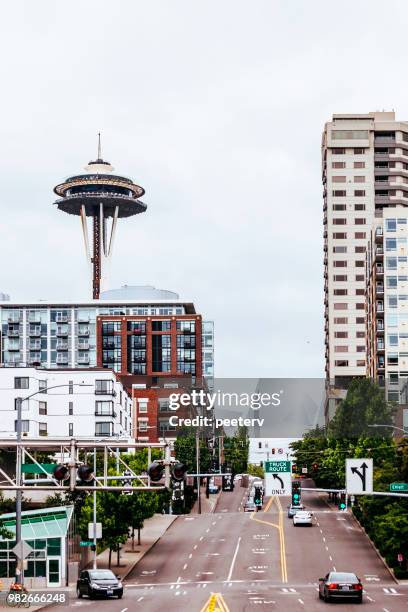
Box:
[196,431,201,514]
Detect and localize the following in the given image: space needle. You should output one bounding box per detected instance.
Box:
[53,135,147,299]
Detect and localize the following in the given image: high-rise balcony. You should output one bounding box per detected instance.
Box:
[56,341,68,351]
[7,329,20,337]
[29,327,41,337]
[29,341,41,351]
[56,355,69,365]
[78,355,90,365]
[78,341,89,350]
[29,353,41,364]
[55,315,69,323]
[78,327,90,337]
[56,328,69,337]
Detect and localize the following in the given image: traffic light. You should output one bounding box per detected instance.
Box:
[122,469,133,496]
[147,461,165,482]
[312,463,319,471]
[292,480,301,506]
[222,475,234,492]
[171,462,187,481]
[52,464,69,481]
[338,493,347,511]
[77,465,94,483]
[210,458,219,473]
[254,486,262,505]
[292,464,297,474]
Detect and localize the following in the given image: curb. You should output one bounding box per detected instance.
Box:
[350,511,399,584]
[211,491,222,514]
[120,515,178,581]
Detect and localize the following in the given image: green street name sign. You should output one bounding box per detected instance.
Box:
[80,541,93,547]
[265,461,291,473]
[390,482,408,492]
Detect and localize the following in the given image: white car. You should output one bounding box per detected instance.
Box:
[293,510,313,526]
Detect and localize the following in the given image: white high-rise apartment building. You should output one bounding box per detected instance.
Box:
[323,112,408,419]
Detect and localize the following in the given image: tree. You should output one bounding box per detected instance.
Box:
[97,493,130,568]
[224,426,249,474]
[123,491,158,549]
[174,429,211,474]
[247,464,264,478]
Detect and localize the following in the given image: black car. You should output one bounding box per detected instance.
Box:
[318,571,363,603]
[77,569,123,599]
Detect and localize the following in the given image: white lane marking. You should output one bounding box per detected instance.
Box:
[183,563,188,570]
[227,535,241,582]
[212,521,216,525]
[175,591,180,596]
[193,544,198,550]
[329,555,333,561]
[206,528,210,533]
[390,587,397,594]
[383,609,390,612]
[199,536,204,541]
[298,599,304,605]
[289,588,296,593]
[170,585,174,590]
[333,566,336,571]
[366,595,375,602]
[121,608,129,611]
[184,517,195,521]
[319,529,323,534]
[137,598,143,603]
[189,553,192,559]
[203,583,207,588]
[316,522,320,526]
[322,537,326,542]
[176,584,180,590]
[325,546,329,551]
[176,576,182,583]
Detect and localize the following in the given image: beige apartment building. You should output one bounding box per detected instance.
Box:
[323,111,408,420]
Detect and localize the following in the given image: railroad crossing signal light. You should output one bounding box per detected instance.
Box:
[171,462,187,481]
[292,480,301,506]
[52,464,69,481]
[77,465,94,483]
[147,461,165,482]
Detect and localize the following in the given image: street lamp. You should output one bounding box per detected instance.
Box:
[368,424,408,436]
[14,382,91,585]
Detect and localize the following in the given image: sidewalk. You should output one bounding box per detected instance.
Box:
[191,487,220,514]
[36,513,177,610]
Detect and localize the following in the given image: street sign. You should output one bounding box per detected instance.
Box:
[265,471,292,496]
[302,467,308,474]
[80,541,93,547]
[88,522,102,539]
[346,458,373,495]
[265,461,291,473]
[11,541,33,560]
[390,482,408,492]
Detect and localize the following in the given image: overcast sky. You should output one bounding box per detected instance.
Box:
[1,1,408,378]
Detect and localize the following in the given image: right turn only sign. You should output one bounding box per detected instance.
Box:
[346,458,373,495]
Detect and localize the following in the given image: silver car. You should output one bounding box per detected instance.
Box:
[293,510,313,526]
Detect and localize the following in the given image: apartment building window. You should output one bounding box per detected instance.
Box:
[14,420,29,433]
[69,380,73,395]
[138,400,148,413]
[159,399,170,412]
[353,147,366,153]
[333,261,347,267]
[356,346,365,353]
[356,289,365,295]
[14,377,29,390]
[355,232,366,239]
[356,303,365,310]
[38,380,47,394]
[333,204,346,211]
[356,317,365,324]
[354,161,365,168]
[332,148,346,154]
[386,219,397,232]
[388,334,398,346]
[335,346,348,352]
[356,331,365,338]
[95,380,114,395]
[334,332,348,338]
[39,423,47,437]
[334,289,347,295]
[332,190,346,197]
[152,320,171,332]
[334,317,348,324]
[355,218,366,225]
[333,246,347,253]
[332,176,346,183]
[355,275,364,281]
[95,422,113,436]
[355,246,366,253]
[386,238,397,251]
[138,421,148,432]
[333,232,347,239]
[95,401,114,416]
[355,204,366,211]
[69,423,73,437]
[332,162,346,169]
[355,261,365,267]
[333,275,347,281]
[39,402,47,416]
[354,176,366,183]
[386,276,397,289]
[334,303,348,310]
[357,360,366,367]
[333,218,346,225]
[354,190,366,197]
[69,402,73,416]
[387,354,398,366]
[333,131,368,140]
[335,360,349,366]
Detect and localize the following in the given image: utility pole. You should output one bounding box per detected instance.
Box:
[93,448,97,569]
[196,430,201,514]
[15,397,23,585]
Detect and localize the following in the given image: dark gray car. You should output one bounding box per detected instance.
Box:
[77,569,123,599]
[318,571,363,603]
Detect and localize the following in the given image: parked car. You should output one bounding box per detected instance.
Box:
[77,569,123,599]
[318,572,363,604]
[244,499,257,512]
[208,482,219,494]
[293,510,313,526]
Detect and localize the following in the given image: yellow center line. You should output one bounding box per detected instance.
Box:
[250,495,288,583]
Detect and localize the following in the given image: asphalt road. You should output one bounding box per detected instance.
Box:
[51,481,408,611]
